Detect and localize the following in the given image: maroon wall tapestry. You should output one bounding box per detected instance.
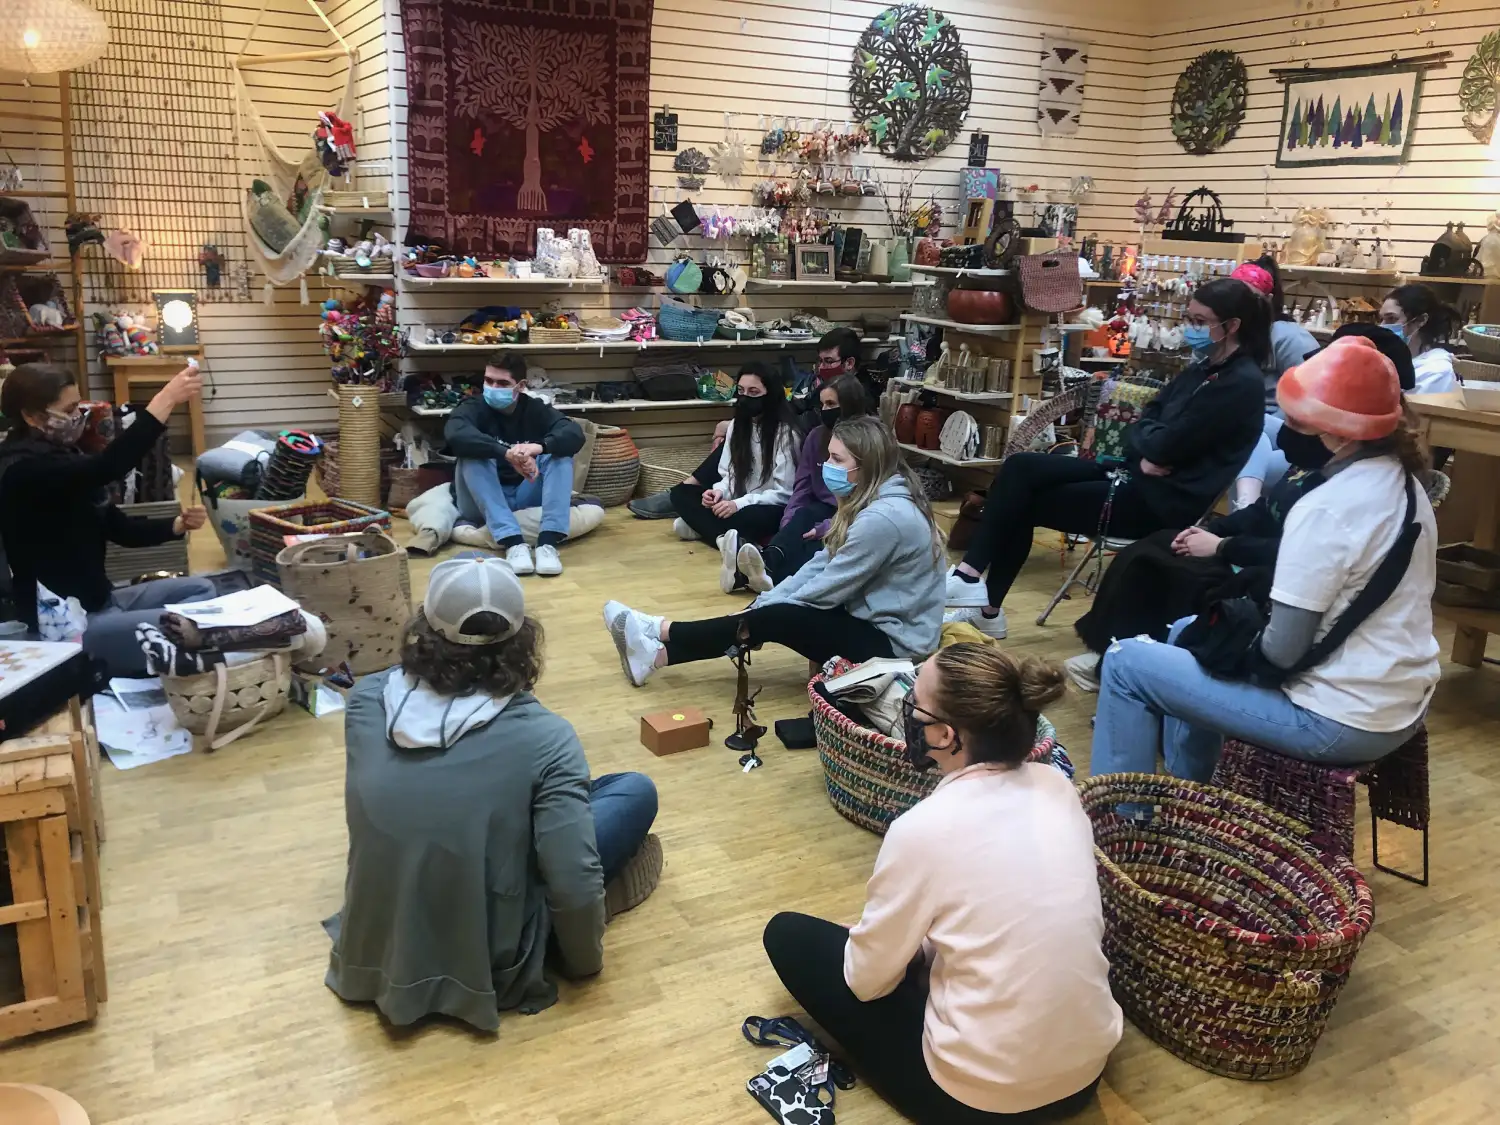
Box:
[402,0,652,263]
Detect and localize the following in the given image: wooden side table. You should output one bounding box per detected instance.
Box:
[104,353,206,456]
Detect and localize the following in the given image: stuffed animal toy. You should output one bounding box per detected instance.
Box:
[315,110,356,176]
[29,301,65,329]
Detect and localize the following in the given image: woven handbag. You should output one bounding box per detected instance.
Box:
[583,425,641,506]
[276,530,411,675]
[1016,250,1084,314]
[163,651,291,750]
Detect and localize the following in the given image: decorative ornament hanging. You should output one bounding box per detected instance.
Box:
[710,115,746,187]
[673,147,710,191]
[1170,49,1249,155]
[1458,29,1500,143]
[1162,186,1245,243]
[5,0,110,74]
[848,6,972,162]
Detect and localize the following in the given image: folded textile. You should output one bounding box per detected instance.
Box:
[160,607,307,653]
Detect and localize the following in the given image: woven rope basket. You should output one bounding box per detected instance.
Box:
[809,670,1063,834]
[583,425,641,506]
[635,444,706,496]
[163,652,291,750]
[249,498,391,588]
[1079,773,1374,1081]
[335,384,382,506]
[276,530,411,675]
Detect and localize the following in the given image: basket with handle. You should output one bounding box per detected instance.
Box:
[249,498,391,587]
[636,443,708,496]
[163,652,291,750]
[657,299,722,342]
[276,530,411,676]
[1016,250,1084,315]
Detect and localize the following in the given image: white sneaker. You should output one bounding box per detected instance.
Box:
[452,523,497,549]
[718,529,741,593]
[944,568,988,607]
[505,543,535,575]
[534,544,563,576]
[944,606,1008,639]
[673,517,697,541]
[737,542,773,593]
[603,603,664,686]
[1064,652,1101,693]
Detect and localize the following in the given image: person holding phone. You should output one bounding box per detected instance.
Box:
[0,361,213,676]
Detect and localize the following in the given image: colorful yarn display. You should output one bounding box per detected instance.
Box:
[254,429,324,501]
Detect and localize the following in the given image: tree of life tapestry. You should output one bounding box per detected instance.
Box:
[401,0,653,262]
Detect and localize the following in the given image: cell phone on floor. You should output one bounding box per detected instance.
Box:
[746,1041,837,1125]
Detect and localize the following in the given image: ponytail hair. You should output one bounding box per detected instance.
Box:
[1196,277,1272,366]
[928,643,1066,768]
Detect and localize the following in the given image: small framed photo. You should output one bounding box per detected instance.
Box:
[764,246,792,279]
[794,243,834,280]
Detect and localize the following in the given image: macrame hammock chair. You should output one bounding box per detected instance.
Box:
[231,0,357,301]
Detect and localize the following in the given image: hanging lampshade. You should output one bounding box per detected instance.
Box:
[5,0,110,75]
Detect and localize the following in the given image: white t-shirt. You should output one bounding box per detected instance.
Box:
[1412,348,1458,394]
[1272,456,1440,731]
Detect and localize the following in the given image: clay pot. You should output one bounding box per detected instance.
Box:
[947,287,1014,325]
[914,407,948,450]
[914,238,943,266]
[894,403,919,445]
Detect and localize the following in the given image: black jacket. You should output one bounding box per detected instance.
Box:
[0,412,180,628]
[443,393,586,485]
[1124,350,1264,526]
[1204,466,1326,570]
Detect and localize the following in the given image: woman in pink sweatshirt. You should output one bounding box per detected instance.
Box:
[763,644,1122,1122]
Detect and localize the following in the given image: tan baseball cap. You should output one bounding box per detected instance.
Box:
[423,556,525,645]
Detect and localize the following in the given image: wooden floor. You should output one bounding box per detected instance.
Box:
[6,507,1500,1124]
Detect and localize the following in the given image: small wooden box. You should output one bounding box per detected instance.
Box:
[640,708,712,756]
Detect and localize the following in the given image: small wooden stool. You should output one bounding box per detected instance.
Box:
[105,352,205,455]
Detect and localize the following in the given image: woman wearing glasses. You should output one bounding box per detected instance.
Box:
[944,278,1267,640]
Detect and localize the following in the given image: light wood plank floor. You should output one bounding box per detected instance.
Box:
[5,506,1500,1124]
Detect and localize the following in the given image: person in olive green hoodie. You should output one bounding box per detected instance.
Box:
[325,556,662,1032]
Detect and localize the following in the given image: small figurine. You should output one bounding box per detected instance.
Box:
[724,620,767,768]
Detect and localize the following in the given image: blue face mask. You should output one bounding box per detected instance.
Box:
[1182,324,1214,354]
[1384,322,1407,342]
[822,461,855,497]
[484,385,516,410]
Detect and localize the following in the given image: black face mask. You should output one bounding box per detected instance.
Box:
[901,695,956,771]
[1276,425,1333,470]
[736,394,767,418]
[819,406,842,431]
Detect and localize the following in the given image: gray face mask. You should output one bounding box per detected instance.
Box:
[40,407,87,446]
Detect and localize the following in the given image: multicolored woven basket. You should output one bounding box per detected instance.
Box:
[1079,773,1375,1081]
[809,668,1069,835]
[583,425,641,506]
[248,498,391,587]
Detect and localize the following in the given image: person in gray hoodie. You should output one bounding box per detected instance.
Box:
[325,556,663,1032]
[603,417,946,686]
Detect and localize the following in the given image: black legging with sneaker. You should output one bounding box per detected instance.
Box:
[956,353,1265,608]
[764,500,836,584]
[664,603,893,666]
[670,446,785,545]
[763,912,1102,1124]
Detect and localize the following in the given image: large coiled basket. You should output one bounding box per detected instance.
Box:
[583,425,641,506]
[809,671,1065,834]
[1079,774,1375,1081]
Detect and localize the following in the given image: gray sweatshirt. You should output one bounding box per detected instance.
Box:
[325,670,605,1032]
[756,475,946,658]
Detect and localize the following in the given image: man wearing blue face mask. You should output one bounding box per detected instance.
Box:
[444,351,585,576]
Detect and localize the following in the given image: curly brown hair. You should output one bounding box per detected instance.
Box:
[399,609,544,696]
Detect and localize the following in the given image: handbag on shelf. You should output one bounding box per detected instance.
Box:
[1016,250,1084,315]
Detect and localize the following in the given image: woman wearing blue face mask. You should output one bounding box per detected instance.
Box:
[1380,284,1458,395]
[603,417,946,685]
[945,278,1267,638]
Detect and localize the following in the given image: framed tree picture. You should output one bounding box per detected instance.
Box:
[1277,63,1423,168]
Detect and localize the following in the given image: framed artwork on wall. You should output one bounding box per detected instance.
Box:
[1277,63,1423,168]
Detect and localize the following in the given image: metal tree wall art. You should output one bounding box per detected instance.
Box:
[1171,49,1249,155]
[849,6,972,162]
[1459,29,1500,143]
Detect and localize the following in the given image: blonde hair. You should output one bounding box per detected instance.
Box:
[929,643,1066,767]
[823,416,943,561]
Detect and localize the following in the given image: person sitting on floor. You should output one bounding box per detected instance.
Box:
[326,556,663,1032]
[1381,282,1459,395]
[763,644,1121,1124]
[606,417,945,685]
[1090,335,1439,784]
[945,277,1267,640]
[444,350,585,577]
[795,326,880,426]
[0,361,213,678]
[733,373,871,595]
[670,362,797,554]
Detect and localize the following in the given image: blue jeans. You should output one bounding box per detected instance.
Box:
[1237,417,1290,496]
[589,772,657,883]
[1091,617,1419,783]
[455,455,574,544]
[83,575,217,678]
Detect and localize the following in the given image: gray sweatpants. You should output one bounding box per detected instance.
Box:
[83,576,216,678]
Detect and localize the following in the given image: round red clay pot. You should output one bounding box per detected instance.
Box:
[894,403,919,445]
[946,287,1014,325]
[914,408,948,449]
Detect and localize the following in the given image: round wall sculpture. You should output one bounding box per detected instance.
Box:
[1171,49,1250,155]
[849,6,972,162]
[1459,29,1500,144]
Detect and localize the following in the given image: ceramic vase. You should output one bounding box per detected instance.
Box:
[889,238,912,282]
[894,403,919,445]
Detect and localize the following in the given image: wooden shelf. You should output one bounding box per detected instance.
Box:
[1281,265,1398,281]
[1085,279,1125,287]
[743,279,913,292]
[1,334,77,346]
[402,274,606,289]
[323,207,393,220]
[892,376,1012,403]
[900,314,1020,334]
[1405,275,1500,288]
[0,260,72,273]
[330,274,396,285]
[411,396,731,419]
[1079,354,1128,364]
[0,189,69,199]
[898,442,1002,469]
[1433,600,1500,634]
[908,265,1010,278]
[406,334,891,356]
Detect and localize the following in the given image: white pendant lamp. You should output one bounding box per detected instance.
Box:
[5,0,110,75]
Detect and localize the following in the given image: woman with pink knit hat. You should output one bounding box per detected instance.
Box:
[1091,334,1439,784]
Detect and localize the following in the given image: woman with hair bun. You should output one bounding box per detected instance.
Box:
[1381,283,1459,394]
[763,644,1121,1123]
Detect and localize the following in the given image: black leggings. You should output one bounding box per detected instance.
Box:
[765,501,837,584]
[665,603,894,666]
[670,448,784,544]
[961,453,1169,608]
[763,913,1102,1125]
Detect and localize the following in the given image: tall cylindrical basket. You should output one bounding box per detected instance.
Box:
[336,384,382,506]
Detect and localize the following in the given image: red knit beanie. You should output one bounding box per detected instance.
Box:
[1277,335,1402,441]
[1231,263,1274,296]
